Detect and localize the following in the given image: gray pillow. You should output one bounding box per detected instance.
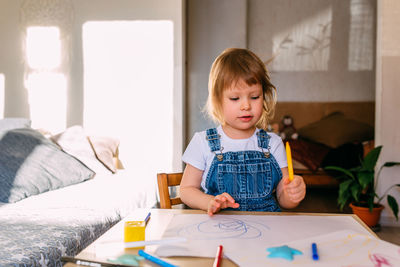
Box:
[0,118,31,131]
[0,128,95,203]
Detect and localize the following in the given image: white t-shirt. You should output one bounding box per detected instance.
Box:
[182,125,288,191]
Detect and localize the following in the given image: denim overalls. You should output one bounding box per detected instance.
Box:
[204,128,282,211]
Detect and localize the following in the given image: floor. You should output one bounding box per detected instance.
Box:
[283,187,400,245]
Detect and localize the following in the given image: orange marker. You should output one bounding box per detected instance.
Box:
[285,142,294,181]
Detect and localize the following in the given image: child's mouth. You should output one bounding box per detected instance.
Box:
[239,116,253,122]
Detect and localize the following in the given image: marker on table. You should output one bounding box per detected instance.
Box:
[285,142,294,181]
[138,249,178,267]
[213,245,223,267]
[144,212,151,225]
[62,256,127,267]
[311,242,319,260]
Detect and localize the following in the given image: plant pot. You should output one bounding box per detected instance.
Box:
[349,203,384,227]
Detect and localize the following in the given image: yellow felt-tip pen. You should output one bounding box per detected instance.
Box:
[285,142,294,181]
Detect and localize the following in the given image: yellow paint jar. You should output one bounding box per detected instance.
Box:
[124,221,145,249]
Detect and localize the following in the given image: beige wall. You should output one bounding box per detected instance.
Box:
[249,0,376,102]
[0,0,26,117]
[186,0,247,136]
[375,0,400,226]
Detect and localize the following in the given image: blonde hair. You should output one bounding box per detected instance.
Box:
[205,48,277,130]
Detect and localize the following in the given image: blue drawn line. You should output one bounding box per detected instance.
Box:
[177,217,269,240]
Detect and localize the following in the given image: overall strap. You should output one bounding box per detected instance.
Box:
[257,129,270,149]
[205,128,221,152]
[257,129,271,158]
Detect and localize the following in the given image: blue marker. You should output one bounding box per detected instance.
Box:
[138,249,178,267]
[311,243,319,260]
[144,212,151,225]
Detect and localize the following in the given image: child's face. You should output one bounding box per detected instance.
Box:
[221,79,263,138]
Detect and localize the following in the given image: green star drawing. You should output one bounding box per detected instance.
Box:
[266,245,303,261]
[108,254,144,266]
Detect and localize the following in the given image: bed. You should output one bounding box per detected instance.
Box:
[0,119,154,266]
[271,101,375,187]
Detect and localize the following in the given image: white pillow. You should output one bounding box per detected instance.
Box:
[51,126,112,175]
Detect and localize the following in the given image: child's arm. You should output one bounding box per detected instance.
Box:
[180,164,239,215]
[276,167,306,209]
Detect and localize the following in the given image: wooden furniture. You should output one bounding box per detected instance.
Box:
[156,170,336,208]
[273,101,375,129]
[66,208,377,267]
[157,172,183,209]
[296,169,339,188]
[271,101,375,187]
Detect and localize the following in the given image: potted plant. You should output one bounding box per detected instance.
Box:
[325,146,400,227]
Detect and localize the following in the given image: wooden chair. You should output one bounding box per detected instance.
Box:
[157,172,183,209]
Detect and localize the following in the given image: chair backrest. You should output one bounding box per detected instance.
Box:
[157,172,183,209]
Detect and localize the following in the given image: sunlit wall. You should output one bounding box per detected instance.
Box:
[82,21,174,206]
[272,6,332,71]
[24,26,67,133]
[348,0,374,71]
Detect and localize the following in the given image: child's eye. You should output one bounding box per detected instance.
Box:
[251,96,260,100]
[229,97,239,101]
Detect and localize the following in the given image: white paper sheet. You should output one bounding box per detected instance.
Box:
[227,230,400,267]
[155,214,385,266]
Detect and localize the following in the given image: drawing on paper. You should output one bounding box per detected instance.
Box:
[260,232,400,267]
[156,214,400,266]
[176,217,270,240]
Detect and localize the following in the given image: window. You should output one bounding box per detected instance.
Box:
[82,21,174,207]
[25,26,66,133]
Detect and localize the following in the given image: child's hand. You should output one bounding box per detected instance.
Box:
[282,175,306,204]
[207,193,240,216]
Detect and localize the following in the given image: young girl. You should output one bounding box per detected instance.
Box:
[180,48,306,215]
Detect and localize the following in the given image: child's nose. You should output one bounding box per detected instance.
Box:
[240,100,250,110]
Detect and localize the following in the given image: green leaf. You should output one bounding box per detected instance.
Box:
[338,180,353,210]
[367,197,374,212]
[325,166,355,179]
[387,195,399,221]
[362,146,382,171]
[350,183,361,202]
[357,171,374,189]
[338,192,349,211]
[349,166,362,172]
[339,180,353,196]
[383,162,400,167]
